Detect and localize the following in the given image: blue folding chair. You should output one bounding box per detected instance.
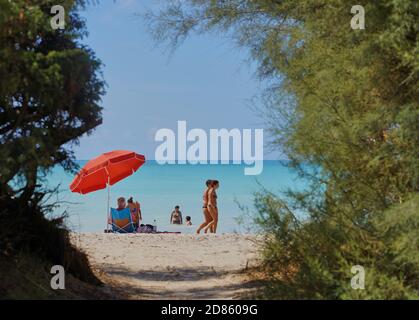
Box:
[110,208,136,233]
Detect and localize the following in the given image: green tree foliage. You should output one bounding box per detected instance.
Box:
[0,0,104,284]
[144,0,418,298]
[0,0,104,200]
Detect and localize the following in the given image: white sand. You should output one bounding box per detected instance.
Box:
[72,233,262,299]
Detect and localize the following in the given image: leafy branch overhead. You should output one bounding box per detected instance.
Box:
[0,0,105,199]
[143,0,419,299]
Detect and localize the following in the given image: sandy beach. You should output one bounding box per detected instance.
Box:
[72,233,262,299]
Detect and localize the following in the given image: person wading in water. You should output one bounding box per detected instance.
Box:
[170,205,183,224]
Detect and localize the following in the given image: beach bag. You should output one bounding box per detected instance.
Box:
[138,224,156,233]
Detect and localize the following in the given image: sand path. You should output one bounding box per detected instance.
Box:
[72,233,261,299]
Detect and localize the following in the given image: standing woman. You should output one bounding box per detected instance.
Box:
[127,197,141,230]
[196,180,213,234]
[204,180,219,234]
[170,205,183,224]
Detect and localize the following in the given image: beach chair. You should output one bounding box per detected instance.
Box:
[110,208,137,233]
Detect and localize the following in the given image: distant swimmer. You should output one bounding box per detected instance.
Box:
[170,205,183,224]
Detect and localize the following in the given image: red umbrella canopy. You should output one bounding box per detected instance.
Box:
[70,150,146,194]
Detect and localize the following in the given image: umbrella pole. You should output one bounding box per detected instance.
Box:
[106,179,110,232]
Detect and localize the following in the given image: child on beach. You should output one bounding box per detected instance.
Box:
[185,216,192,226]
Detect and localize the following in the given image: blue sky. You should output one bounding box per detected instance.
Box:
[75,0,278,160]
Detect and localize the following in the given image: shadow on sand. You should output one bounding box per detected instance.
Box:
[102,265,264,299]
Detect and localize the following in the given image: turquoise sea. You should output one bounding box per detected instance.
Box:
[47,161,306,234]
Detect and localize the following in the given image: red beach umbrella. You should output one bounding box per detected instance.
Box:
[69,150,146,230]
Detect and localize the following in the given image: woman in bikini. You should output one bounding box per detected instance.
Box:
[170,205,183,224]
[204,180,219,234]
[196,180,213,234]
[127,197,141,230]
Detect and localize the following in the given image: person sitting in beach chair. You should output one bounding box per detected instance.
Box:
[110,197,137,233]
[170,205,183,224]
[117,196,126,210]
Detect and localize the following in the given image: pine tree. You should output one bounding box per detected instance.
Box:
[0,0,104,284]
[144,0,419,298]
